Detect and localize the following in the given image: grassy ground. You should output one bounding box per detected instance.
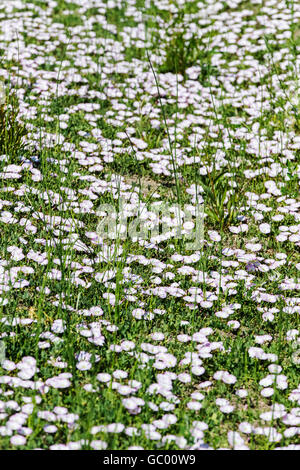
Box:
[0,0,299,450]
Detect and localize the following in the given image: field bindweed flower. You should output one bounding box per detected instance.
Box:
[76,361,92,371]
[10,435,26,446]
[97,373,111,383]
[44,425,57,434]
[259,223,271,234]
[45,374,72,389]
[245,243,262,252]
[187,401,202,411]
[90,440,108,450]
[214,371,237,385]
[227,431,245,448]
[261,388,274,397]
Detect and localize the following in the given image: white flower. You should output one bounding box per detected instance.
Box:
[51,319,66,334]
[239,422,253,434]
[96,373,111,383]
[191,366,205,376]
[227,431,245,447]
[153,353,177,369]
[227,320,240,330]
[107,423,125,433]
[245,242,262,252]
[220,405,235,413]
[45,375,71,389]
[255,334,272,344]
[214,370,236,384]
[268,364,282,374]
[259,223,271,234]
[259,375,274,387]
[187,401,202,410]
[208,230,221,242]
[261,388,274,397]
[113,369,128,379]
[275,375,288,390]
[151,332,165,341]
[177,373,191,383]
[90,440,108,450]
[76,360,92,371]
[10,435,26,446]
[177,334,191,343]
[44,425,58,434]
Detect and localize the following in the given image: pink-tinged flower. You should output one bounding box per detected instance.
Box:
[259,223,271,234]
[10,435,26,446]
[187,401,202,411]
